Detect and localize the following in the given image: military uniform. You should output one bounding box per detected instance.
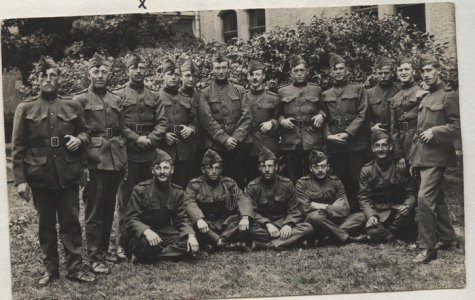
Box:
[358,159,417,243]
[245,174,313,250]
[12,57,91,277]
[114,54,168,248]
[409,76,460,250]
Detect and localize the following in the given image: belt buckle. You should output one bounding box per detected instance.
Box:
[106,128,113,137]
[51,136,59,147]
[136,124,143,133]
[334,118,341,127]
[173,125,181,134]
[402,122,409,131]
[297,120,304,127]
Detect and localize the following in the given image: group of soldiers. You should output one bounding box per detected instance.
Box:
[11,49,461,287]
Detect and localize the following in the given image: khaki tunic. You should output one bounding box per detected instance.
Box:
[366,82,400,127]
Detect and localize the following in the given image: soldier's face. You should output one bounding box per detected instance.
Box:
[310,160,329,180]
[376,66,392,85]
[331,63,348,82]
[290,64,308,83]
[88,65,111,89]
[38,68,60,93]
[397,63,415,83]
[421,64,441,87]
[212,62,229,80]
[201,162,223,182]
[181,71,196,88]
[247,70,265,89]
[164,68,181,88]
[372,138,392,160]
[259,160,277,180]
[127,63,147,84]
[152,161,175,183]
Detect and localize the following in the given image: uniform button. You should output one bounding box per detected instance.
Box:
[51,127,54,130]
[337,105,340,107]
[35,119,38,122]
[383,108,385,111]
[50,112,54,115]
[220,94,223,96]
[403,112,406,114]
[54,155,57,158]
[66,118,69,121]
[253,103,256,106]
[49,101,53,104]
[223,108,226,111]
[174,111,178,114]
[107,117,110,119]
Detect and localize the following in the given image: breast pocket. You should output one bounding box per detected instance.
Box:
[306,189,323,202]
[341,94,359,114]
[323,97,338,120]
[86,137,103,164]
[230,95,242,117]
[25,110,48,133]
[305,96,320,114]
[423,104,444,126]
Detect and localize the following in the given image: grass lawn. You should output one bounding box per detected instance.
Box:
[8,165,465,300]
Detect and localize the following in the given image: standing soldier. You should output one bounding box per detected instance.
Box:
[73,53,127,275]
[245,147,313,251]
[390,56,422,175]
[184,149,254,252]
[278,55,326,184]
[113,53,168,261]
[158,58,196,188]
[409,54,461,263]
[12,56,95,285]
[243,60,280,181]
[322,53,370,212]
[199,52,252,188]
[367,56,400,132]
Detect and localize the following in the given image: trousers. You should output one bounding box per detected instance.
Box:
[305,210,365,243]
[215,145,251,189]
[172,159,192,189]
[248,222,314,250]
[366,210,416,243]
[195,214,243,245]
[283,150,313,184]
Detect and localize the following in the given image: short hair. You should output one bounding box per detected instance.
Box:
[155,159,174,167]
[36,67,60,77]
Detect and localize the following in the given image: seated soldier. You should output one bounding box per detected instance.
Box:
[184,149,254,252]
[121,149,199,263]
[358,131,417,243]
[245,147,313,251]
[296,150,368,246]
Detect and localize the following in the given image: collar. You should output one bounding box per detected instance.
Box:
[292,81,308,88]
[376,156,392,170]
[250,88,265,95]
[179,87,194,96]
[163,86,178,95]
[204,176,220,187]
[89,84,107,97]
[333,79,348,88]
[215,78,229,87]
[128,81,144,92]
[154,178,171,190]
[378,81,393,89]
[428,81,445,93]
[39,91,58,101]
[401,80,416,90]
[261,175,276,187]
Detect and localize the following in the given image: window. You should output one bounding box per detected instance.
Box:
[397,4,426,32]
[222,10,238,43]
[352,5,378,17]
[249,9,266,37]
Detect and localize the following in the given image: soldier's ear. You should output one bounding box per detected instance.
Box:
[371,145,375,153]
[389,143,394,151]
[201,167,205,174]
[170,166,175,175]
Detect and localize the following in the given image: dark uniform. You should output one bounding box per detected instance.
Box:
[409,55,460,251]
[121,150,195,262]
[278,55,326,184]
[358,158,418,243]
[199,52,252,188]
[158,59,196,188]
[114,53,168,249]
[72,53,127,268]
[184,150,254,245]
[296,151,365,244]
[12,57,91,278]
[322,54,370,211]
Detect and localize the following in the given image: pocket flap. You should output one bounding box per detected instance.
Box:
[208,97,220,103]
[24,155,47,166]
[305,96,319,103]
[89,137,103,148]
[426,104,444,111]
[369,98,382,105]
[230,95,240,101]
[25,110,48,123]
[85,102,104,111]
[179,99,192,109]
[306,189,323,200]
[162,100,173,107]
[282,96,296,103]
[257,102,276,109]
[341,93,359,100]
[122,99,136,107]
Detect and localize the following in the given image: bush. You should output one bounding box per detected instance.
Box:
[19,12,458,98]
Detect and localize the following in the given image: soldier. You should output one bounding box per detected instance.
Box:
[12,56,95,285]
[121,149,199,263]
[72,53,127,274]
[390,56,422,175]
[179,58,204,179]
[113,53,168,261]
[184,149,254,252]
[366,56,400,132]
[158,58,196,188]
[278,55,326,184]
[358,131,417,244]
[322,53,370,212]
[296,150,367,246]
[409,54,461,263]
[199,52,252,188]
[243,60,280,181]
[245,147,313,251]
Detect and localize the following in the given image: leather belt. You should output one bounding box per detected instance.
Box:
[290,119,313,127]
[216,116,240,125]
[328,118,353,127]
[29,136,68,148]
[91,128,121,137]
[125,123,154,133]
[399,120,417,131]
[169,124,183,134]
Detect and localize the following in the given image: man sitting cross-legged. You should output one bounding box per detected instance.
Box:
[245,147,314,251]
[184,149,254,252]
[358,131,417,244]
[121,149,199,264]
[296,150,368,246]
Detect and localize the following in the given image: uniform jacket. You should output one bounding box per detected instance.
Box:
[180,86,204,151]
[243,89,280,156]
[123,179,195,239]
[244,175,301,228]
[12,94,91,189]
[157,88,196,161]
[199,81,252,150]
[322,81,370,153]
[358,159,417,222]
[73,86,127,171]
[390,82,422,160]
[296,174,350,218]
[366,82,400,127]
[114,83,168,163]
[409,82,461,167]
[277,82,326,150]
[184,175,254,229]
